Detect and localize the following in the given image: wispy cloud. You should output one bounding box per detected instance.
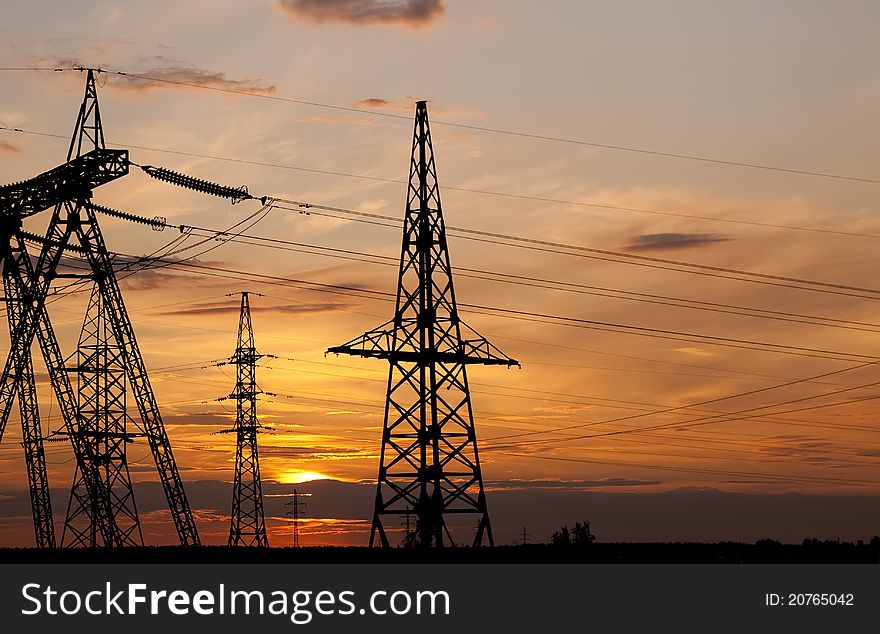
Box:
[278,0,445,28]
[353,97,410,112]
[486,478,661,491]
[355,97,391,108]
[622,232,732,252]
[117,269,195,292]
[353,95,485,119]
[0,140,22,155]
[112,66,276,95]
[673,347,716,358]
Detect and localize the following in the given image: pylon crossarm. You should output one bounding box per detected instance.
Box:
[326,320,396,358]
[0,149,128,219]
[457,320,520,367]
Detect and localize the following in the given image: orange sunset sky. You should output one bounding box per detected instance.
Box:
[2,0,880,547]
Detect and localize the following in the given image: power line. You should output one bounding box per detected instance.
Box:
[6,124,880,240]
[6,65,880,186]
[492,375,880,451]
[89,66,880,185]
[156,351,879,448]
[27,190,880,344]
[487,358,880,445]
[167,220,880,334]
[495,453,880,489]
[268,200,880,300]
[102,251,878,364]
[459,305,879,362]
[113,296,880,470]
[273,361,880,440]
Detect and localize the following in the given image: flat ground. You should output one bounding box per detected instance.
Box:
[1,541,877,563]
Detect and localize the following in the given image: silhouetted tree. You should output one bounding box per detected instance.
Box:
[571,521,596,546]
[552,521,596,546]
[551,525,571,546]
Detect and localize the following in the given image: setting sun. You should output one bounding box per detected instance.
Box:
[277,471,332,485]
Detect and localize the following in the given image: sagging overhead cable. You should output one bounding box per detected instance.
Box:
[138,164,266,205]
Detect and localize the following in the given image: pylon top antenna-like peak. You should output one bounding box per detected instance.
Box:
[72,65,107,74]
[328,94,519,369]
[226,291,263,298]
[67,67,106,162]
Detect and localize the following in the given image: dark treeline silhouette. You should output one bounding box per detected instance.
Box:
[2,537,878,564]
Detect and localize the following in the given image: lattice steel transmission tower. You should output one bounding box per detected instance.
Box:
[61,286,142,547]
[0,68,200,546]
[220,292,269,547]
[328,101,518,548]
[284,489,307,548]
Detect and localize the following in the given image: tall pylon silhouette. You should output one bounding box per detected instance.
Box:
[220,292,269,547]
[0,68,200,546]
[328,101,519,548]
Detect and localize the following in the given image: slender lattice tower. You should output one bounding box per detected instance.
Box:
[221,292,269,547]
[62,286,142,547]
[284,489,307,547]
[328,101,518,548]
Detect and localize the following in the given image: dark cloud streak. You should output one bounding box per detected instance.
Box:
[622,232,732,252]
[278,0,445,28]
[0,140,22,155]
[113,67,276,95]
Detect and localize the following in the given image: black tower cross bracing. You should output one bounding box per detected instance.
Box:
[328,101,519,548]
[61,285,143,547]
[219,292,269,547]
[0,69,200,546]
[0,230,54,547]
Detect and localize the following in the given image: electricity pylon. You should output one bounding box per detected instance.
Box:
[220,292,269,547]
[328,101,519,548]
[0,68,200,546]
[284,489,307,547]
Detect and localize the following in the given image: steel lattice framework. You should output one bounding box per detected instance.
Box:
[0,69,200,546]
[0,229,54,547]
[221,292,269,547]
[62,286,143,547]
[328,101,519,548]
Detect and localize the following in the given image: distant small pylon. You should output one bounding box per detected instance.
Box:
[285,489,308,547]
